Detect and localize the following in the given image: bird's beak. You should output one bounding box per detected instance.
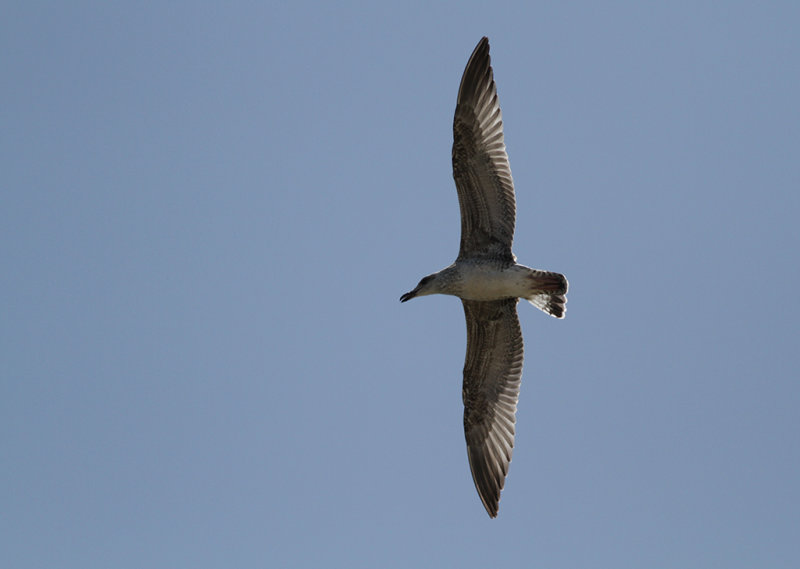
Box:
[399,289,417,303]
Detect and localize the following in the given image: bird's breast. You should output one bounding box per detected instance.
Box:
[456,263,531,301]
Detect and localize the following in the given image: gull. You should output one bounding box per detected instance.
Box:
[400,37,568,518]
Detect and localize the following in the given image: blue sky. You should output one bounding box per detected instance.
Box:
[3,1,799,567]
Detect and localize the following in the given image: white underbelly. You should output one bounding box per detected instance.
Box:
[457,264,530,301]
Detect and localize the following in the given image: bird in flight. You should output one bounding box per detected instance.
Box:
[400,37,568,518]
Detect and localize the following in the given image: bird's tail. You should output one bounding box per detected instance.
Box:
[525,270,568,318]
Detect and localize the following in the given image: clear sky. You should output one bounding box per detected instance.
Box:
[3,2,799,567]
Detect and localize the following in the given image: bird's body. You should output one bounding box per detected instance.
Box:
[411,261,564,304]
[400,37,568,518]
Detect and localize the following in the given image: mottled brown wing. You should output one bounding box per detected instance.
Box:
[452,37,517,263]
[461,298,524,518]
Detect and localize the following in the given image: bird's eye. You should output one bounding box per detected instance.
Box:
[419,276,432,286]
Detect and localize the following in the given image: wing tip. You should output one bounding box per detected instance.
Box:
[467,442,506,519]
[457,37,493,105]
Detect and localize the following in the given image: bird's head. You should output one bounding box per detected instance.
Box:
[399,274,438,303]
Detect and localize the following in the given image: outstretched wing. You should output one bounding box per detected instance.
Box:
[452,37,517,263]
[461,298,524,518]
